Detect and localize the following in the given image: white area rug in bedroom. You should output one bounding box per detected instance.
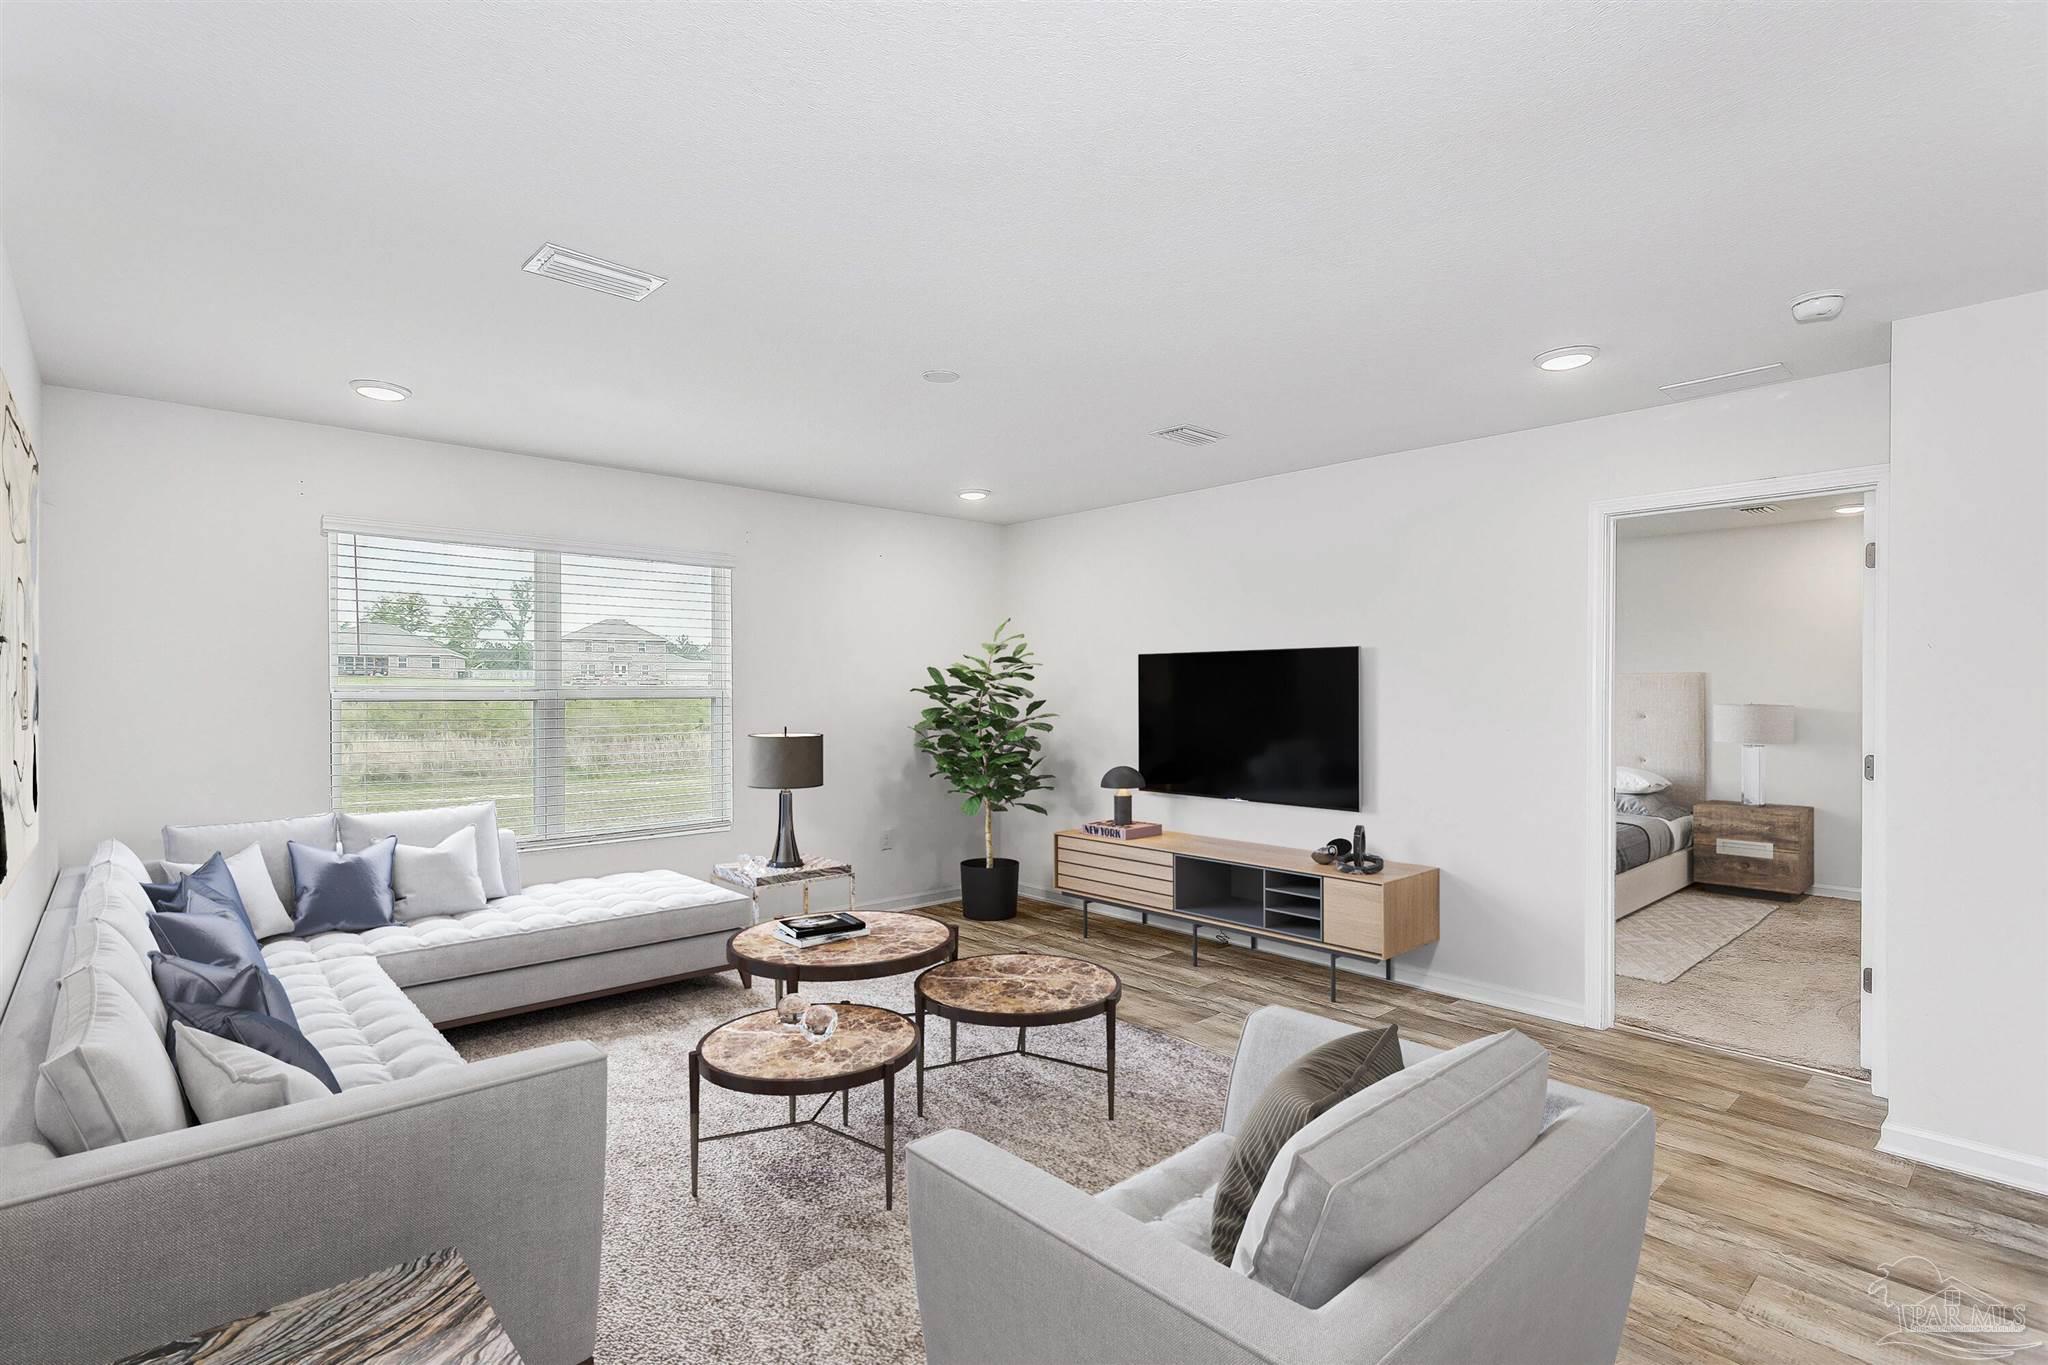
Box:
[1616,887,1779,983]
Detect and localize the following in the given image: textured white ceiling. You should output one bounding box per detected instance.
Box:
[4,2,2043,523]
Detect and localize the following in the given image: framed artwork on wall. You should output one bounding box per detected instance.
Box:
[0,374,39,893]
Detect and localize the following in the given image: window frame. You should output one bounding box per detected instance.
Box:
[325,518,734,849]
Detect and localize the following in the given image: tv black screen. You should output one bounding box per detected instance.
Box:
[1138,647,1360,811]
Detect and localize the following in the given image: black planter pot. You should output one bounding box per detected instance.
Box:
[959,857,1020,921]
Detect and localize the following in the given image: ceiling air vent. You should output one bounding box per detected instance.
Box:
[521,243,667,301]
[1154,425,1225,446]
[1737,504,1780,516]
[1658,363,1789,403]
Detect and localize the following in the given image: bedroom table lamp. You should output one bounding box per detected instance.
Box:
[1712,704,1794,805]
[749,729,823,868]
[1100,766,1143,825]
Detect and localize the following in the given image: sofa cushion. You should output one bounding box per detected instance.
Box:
[170,1021,333,1122]
[261,936,462,1089]
[1211,1023,1403,1263]
[305,870,752,988]
[289,836,398,935]
[341,802,506,900]
[164,812,338,911]
[392,826,488,921]
[79,919,166,1039]
[68,858,158,971]
[1099,1130,1233,1255]
[162,843,295,940]
[169,1001,341,1095]
[35,955,189,1155]
[95,839,153,885]
[151,954,292,1028]
[1232,1029,1548,1308]
[145,851,255,937]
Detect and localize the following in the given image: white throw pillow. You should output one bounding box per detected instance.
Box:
[392,826,489,921]
[1232,1030,1548,1307]
[171,1023,331,1123]
[1613,766,1671,795]
[163,842,296,940]
[340,802,505,900]
[163,812,338,910]
[35,957,189,1155]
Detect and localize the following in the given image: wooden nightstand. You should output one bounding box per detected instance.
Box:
[1691,801,1815,895]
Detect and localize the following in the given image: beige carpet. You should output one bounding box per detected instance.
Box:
[1617,892,1863,1074]
[1615,886,1780,983]
[450,970,1228,1365]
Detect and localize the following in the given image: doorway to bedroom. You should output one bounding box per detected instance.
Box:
[1596,477,1883,1084]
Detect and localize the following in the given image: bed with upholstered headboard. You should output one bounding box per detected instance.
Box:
[1612,671,1707,918]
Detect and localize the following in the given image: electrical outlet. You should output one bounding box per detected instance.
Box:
[879,827,895,851]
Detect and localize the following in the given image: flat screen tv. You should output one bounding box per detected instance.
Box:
[1138,646,1360,811]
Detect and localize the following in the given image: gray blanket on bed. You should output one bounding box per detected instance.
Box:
[1616,813,1676,873]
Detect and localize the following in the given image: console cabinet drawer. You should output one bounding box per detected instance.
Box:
[1055,834,1174,869]
[1055,870,1174,912]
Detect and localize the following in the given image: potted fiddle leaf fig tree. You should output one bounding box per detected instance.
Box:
[912,620,1055,920]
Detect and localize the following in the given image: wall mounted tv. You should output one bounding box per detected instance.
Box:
[1138,646,1360,811]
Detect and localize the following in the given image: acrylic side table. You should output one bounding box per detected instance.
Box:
[713,855,855,919]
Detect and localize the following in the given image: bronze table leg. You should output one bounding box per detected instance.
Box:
[883,1070,896,1211]
[688,1051,701,1198]
[916,997,927,1117]
[1105,1001,1117,1120]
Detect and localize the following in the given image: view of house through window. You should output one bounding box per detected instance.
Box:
[328,526,732,843]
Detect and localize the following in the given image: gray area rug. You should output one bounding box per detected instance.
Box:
[1615,885,1779,983]
[451,970,1229,1365]
[1618,892,1863,1075]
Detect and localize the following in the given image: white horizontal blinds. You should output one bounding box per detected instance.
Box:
[328,528,732,843]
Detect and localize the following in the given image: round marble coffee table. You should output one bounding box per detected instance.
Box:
[688,1004,920,1209]
[913,953,1122,1119]
[727,911,958,1001]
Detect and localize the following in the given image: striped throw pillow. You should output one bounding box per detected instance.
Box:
[1211,1023,1404,1263]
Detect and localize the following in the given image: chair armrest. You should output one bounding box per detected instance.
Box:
[908,1129,1322,1365]
[1222,1006,1363,1135]
[0,1042,605,1365]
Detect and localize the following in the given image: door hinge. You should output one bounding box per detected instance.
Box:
[1865,754,1875,780]
[1865,541,1877,568]
[1862,966,1873,993]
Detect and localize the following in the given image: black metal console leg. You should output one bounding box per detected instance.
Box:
[1384,958,1394,982]
[1250,935,1259,952]
[1140,911,1148,926]
[1191,922,1200,966]
[1329,954,1338,1002]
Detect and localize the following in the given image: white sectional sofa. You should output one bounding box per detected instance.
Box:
[0,816,754,1365]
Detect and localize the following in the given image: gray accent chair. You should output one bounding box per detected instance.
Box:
[909,1005,1655,1365]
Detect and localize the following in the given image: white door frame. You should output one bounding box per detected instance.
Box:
[1584,464,1889,1095]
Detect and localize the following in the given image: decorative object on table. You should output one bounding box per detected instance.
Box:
[1316,826,1382,875]
[1711,703,1795,805]
[910,619,1055,921]
[1100,765,1144,826]
[771,910,869,947]
[775,993,809,1028]
[689,1004,919,1208]
[1310,836,1349,866]
[1080,817,1163,840]
[800,1003,838,1042]
[712,853,854,919]
[727,909,958,1003]
[747,727,824,868]
[914,952,1121,1118]
[114,1248,518,1365]
[0,373,40,899]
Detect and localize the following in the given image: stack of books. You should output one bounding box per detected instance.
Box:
[772,912,869,947]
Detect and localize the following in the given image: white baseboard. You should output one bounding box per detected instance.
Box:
[1810,883,1863,901]
[856,886,961,914]
[1023,886,1589,1027]
[1878,1121,2048,1195]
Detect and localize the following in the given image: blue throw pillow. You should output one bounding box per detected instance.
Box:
[168,1000,342,1095]
[289,836,397,936]
[143,852,255,938]
[149,901,264,970]
[150,952,298,1031]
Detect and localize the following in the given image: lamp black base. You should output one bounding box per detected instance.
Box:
[959,857,1020,921]
[768,789,803,869]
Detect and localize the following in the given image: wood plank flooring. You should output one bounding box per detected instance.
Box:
[917,898,2048,1365]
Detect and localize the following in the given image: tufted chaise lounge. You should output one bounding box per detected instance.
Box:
[0,826,755,1365]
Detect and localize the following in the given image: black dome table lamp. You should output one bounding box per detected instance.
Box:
[749,729,824,868]
[1100,766,1143,826]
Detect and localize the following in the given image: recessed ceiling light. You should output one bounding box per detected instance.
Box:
[1534,346,1599,371]
[1791,291,1847,324]
[1834,504,1864,515]
[923,370,961,383]
[957,488,990,502]
[350,380,411,402]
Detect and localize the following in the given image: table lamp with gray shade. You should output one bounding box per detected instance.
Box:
[1712,704,1794,805]
[749,729,823,868]
[1100,766,1143,825]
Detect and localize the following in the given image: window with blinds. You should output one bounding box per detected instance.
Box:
[328,524,732,846]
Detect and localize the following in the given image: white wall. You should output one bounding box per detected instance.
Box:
[1617,518,1865,892]
[0,219,54,1008]
[40,389,1004,906]
[1000,365,1891,1021]
[1881,290,2048,1193]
